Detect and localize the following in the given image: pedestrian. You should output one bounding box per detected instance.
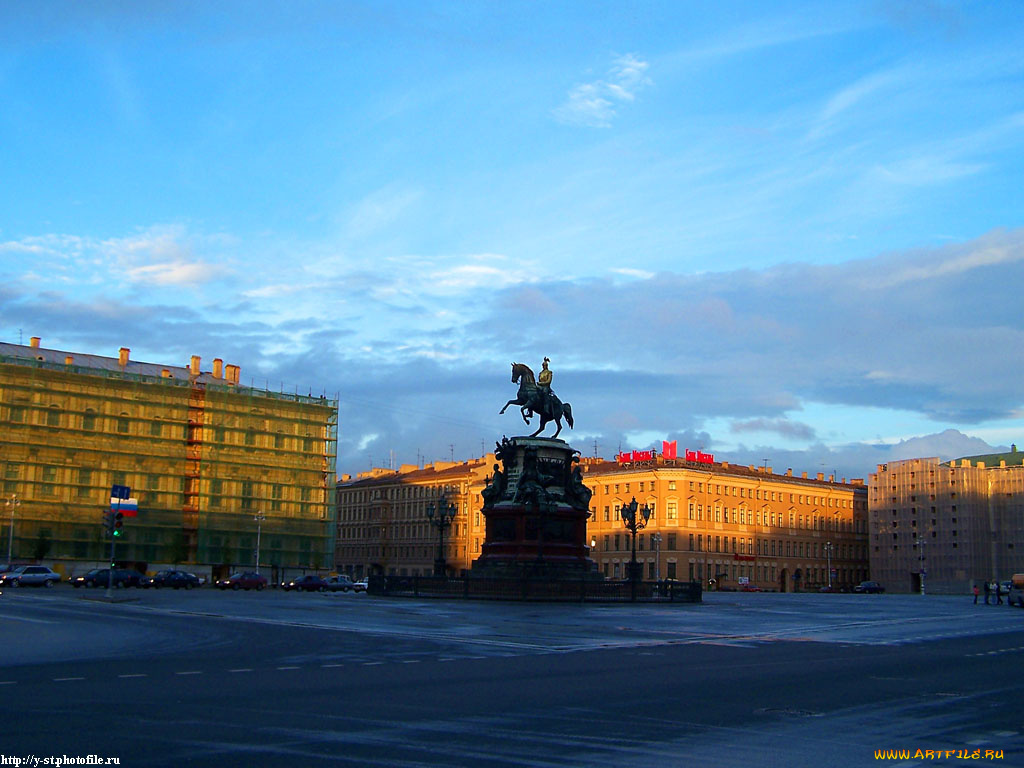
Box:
[995,581,1003,605]
[983,580,991,605]
[973,584,979,604]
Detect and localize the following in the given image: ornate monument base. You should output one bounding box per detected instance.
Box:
[471,436,600,580]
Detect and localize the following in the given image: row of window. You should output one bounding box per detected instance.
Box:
[5,404,322,451]
[595,501,854,531]
[599,480,856,508]
[598,532,861,560]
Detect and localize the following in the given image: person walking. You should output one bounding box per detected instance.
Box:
[995,580,1003,605]
[973,584,980,604]
[983,580,991,605]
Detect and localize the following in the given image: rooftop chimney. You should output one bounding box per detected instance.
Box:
[190,355,201,376]
[119,347,130,367]
[29,337,40,348]
[212,358,223,379]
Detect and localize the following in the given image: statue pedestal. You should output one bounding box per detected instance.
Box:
[471,437,599,580]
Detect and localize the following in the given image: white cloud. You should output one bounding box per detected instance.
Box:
[612,267,655,280]
[125,260,223,286]
[554,54,651,127]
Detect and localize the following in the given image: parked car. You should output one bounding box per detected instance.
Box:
[324,575,360,592]
[0,565,61,587]
[69,568,143,588]
[149,569,201,589]
[353,578,368,592]
[853,580,885,593]
[216,571,267,591]
[282,574,329,592]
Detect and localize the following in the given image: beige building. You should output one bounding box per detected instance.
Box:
[335,458,492,578]
[868,450,1024,594]
[336,450,870,591]
[583,456,868,591]
[1,338,337,578]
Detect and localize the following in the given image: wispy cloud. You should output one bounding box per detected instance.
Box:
[731,417,817,442]
[125,260,223,286]
[553,54,651,128]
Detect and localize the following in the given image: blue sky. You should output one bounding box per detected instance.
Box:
[1,1,1022,479]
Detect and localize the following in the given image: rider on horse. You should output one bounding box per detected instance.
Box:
[537,357,555,415]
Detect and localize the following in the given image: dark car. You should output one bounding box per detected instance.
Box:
[150,569,201,589]
[0,565,61,587]
[1007,575,1024,608]
[282,574,329,592]
[853,580,885,593]
[70,568,144,588]
[216,571,267,591]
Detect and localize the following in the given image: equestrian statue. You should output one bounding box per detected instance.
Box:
[499,358,574,438]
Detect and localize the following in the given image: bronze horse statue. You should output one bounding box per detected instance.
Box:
[500,362,574,438]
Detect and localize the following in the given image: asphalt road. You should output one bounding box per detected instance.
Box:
[1,587,1022,767]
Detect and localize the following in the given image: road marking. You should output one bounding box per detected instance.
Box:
[53,676,85,681]
[0,681,15,685]
[117,673,147,678]
[321,663,343,668]
[277,665,300,670]
[175,670,203,676]
[0,613,56,624]
[229,668,253,673]
[402,660,421,664]
[362,661,383,666]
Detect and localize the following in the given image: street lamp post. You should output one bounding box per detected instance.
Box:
[651,531,662,579]
[426,494,457,578]
[254,510,265,576]
[824,541,834,591]
[620,496,652,601]
[916,537,926,595]
[6,494,20,568]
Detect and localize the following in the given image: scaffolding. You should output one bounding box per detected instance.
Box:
[0,349,338,575]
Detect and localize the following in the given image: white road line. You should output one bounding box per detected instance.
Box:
[362,661,383,666]
[175,670,203,676]
[276,665,299,670]
[53,677,84,681]
[0,681,15,685]
[321,663,343,668]
[0,613,56,624]
[117,673,147,678]
[402,660,421,664]
[229,668,253,673]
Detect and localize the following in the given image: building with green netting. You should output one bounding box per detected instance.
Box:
[1,337,337,581]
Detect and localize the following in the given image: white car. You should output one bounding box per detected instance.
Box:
[0,565,61,587]
[324,575,360,592]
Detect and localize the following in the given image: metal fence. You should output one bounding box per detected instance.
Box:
[375,574,702,603]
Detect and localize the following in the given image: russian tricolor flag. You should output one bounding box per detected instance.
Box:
[110,497,139,517]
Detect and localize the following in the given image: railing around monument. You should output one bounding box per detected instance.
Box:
[375,575,702,603]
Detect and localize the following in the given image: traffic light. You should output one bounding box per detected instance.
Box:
[113,511,124,537]
[102,510,113,535]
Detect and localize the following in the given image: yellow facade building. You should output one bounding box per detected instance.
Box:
[1,338,337,578]
[336,450,869,591]
[584,455,868,591]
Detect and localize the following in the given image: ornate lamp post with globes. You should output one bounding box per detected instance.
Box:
[620,496,653,601]
[427,493,458,577]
